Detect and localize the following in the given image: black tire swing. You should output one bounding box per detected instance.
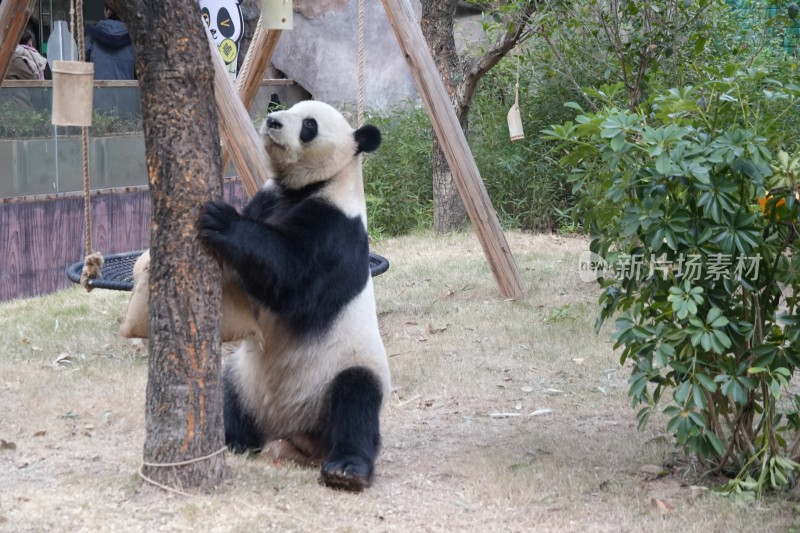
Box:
[67,250,389,291]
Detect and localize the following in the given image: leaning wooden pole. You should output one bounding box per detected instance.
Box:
[381,0,527,299]
[235,21,282,122]
[205,26,271,197]
[0,0,36,80]
[220,17,282,176]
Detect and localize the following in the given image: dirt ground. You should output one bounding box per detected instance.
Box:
[1,232,797,532]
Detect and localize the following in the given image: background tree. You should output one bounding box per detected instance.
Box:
[110,0,226,491]
[420,0,539,233]
[536,0,734,111]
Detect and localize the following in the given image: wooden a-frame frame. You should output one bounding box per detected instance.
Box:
[0,0,527,300]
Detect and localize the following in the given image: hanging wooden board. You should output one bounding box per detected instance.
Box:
[262,0,293,30]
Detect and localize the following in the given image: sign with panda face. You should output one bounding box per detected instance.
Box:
[200,0,244,79]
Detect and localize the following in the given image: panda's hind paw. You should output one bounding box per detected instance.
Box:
[319,455,374,492]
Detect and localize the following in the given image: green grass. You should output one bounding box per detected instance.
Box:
[0,231,797,531]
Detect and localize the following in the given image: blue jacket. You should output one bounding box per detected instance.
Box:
[85,19,135,80]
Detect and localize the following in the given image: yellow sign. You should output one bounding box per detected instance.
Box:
[219,38,238,64]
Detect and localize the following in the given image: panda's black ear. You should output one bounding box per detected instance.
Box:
[355,124,381,154]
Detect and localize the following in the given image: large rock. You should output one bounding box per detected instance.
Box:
[271,0,420,113]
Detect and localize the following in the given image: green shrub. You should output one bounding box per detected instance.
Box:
[0,102,49,137]
[0,103,141,138]
[363,106,434,237]
[263,102,434,238]
[362,48,582,236]
[545,67,800,498]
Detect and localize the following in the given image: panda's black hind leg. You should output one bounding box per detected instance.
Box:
[320,366,383,492]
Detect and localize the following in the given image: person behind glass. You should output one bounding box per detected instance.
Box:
[85,3,135,80]
[1,29,47,109]
[7,29,47,81]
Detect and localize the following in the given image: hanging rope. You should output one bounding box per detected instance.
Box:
[514,53,520,109]
[69,0,76,61]
[236,15,263,94]
[70,0,103,290]
[357,0,365,128]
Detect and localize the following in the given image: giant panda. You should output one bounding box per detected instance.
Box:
[198,100,390,492]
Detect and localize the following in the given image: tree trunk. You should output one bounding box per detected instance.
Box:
[421,0,469,233]
[431,113,469,233]
[112,0,226,491]
[419,1,538,234]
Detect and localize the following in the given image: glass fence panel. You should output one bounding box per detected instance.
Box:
[0,83,301,198]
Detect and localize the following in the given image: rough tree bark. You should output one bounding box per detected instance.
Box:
[110,0,226,490]
[420,0,468,233]
[419,0,538,233]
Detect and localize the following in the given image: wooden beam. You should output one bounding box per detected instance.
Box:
[380,0,527,300]
[220,17,283,179]
[235,22,282,114]
[0,0,36,81]
[205,26,271,197]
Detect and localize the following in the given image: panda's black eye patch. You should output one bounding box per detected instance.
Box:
[300,118,318,143]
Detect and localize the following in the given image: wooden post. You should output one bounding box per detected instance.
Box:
[381,0,527,299]
[205,26,271,197]
[220,19,283,177]
[0,0,36,80]
[235,24,282,118]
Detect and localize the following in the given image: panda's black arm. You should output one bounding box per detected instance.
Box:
[198,199,370,335]
[198,201,302,297]
[242,187,282,220]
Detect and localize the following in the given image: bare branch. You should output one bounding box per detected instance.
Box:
[461,1,540,103]
[538,28,599,112]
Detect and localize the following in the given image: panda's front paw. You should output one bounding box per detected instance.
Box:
[198,201,240,243]
[319,454,374,492]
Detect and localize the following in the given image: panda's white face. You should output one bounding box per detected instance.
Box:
[260,101,361,190]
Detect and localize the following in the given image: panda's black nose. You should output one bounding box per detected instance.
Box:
[266,116,282,130]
